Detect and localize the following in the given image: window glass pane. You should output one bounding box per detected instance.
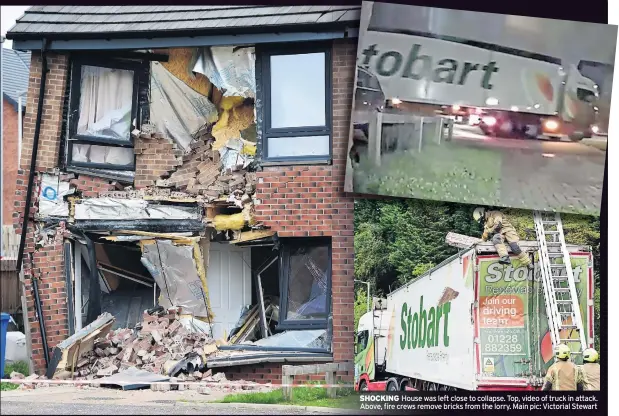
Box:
[254,329,328,350]
[72,144,134,166]
[285,244,329,320]
[270,53,326,128]
[267,135,329,158]
[78,65,134,141]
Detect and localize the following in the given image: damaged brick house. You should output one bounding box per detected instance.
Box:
[5,5,359,383]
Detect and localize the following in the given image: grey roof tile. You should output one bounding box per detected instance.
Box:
[1,48,31,109]
[7,5,361,38]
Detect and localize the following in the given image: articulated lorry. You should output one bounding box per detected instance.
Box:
[354,2,617,141]
[354,241,595,391]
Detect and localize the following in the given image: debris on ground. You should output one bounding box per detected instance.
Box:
[65,308,219,380]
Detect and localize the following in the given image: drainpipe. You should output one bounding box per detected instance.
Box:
[16,39,49,272]
[1,36,5,237]
[17,90,27,165]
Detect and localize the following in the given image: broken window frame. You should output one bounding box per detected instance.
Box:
[259,43,333,164]
[277,237,332,331]
[66,57,143,171]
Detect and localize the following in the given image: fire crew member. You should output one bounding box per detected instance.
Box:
[473,208,533,268]
[580,348,600,390]
[542,344,586,391]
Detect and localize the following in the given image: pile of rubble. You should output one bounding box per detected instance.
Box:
[68,308,219,380]
[133,124,258,203]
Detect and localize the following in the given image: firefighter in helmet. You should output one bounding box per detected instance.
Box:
[580,348,600,390]
[542,344,586,391]
[473,207,532,269]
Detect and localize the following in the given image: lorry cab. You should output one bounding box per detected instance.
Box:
[354,301,391,391]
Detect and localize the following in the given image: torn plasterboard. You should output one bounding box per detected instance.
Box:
[38,174,72,217]
[150,61,218,153]
[141,240,212,319]
[74,198,201,221]
[193,46,256,98]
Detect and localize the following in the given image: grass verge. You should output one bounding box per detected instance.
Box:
[217,385,358,409]
[1,361,30,391]
[354,139,502,206]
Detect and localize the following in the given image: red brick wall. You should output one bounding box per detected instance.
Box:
[16,40,357,379]
[253,39,356,381]
[2,98,19,225]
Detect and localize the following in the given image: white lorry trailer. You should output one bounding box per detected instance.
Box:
[354,2,617,141]
[354,241,595,391]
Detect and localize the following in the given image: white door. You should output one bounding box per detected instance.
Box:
[206,243,252,340]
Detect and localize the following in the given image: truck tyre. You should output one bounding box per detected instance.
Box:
[399,378,411,391]
[359,380,369,392]
[386,378,399,391]
[569,133,585,142]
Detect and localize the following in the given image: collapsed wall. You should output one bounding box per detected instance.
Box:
[13,48,268,374]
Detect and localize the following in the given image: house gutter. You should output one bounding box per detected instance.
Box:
[16,39,49,271]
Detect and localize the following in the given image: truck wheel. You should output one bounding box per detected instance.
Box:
[359,380,369,392]
[386,378,399,391]
[399,378,411,391]
[569,133,585,142]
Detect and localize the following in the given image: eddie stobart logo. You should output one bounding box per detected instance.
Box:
[359,43,499,90]
[484,261,586,297]
[485,262,585,283]
[399,296,451,350]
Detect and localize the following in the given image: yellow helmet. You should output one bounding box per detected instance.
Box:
[583,348,599,363]
[555,344,571,360]
[473,207,485,222]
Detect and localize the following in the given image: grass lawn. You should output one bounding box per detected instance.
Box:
[353,138,503,206]
[216,386,359,409]
[1,361,29,391]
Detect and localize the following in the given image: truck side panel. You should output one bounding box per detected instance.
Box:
[474,251,595,386]
[359,30,563,114]
[385,250,477,390]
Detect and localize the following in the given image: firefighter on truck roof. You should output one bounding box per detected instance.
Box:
[473,208,533,269]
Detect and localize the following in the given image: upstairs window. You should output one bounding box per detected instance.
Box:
[261,45,332,163]
[68,59,140,171]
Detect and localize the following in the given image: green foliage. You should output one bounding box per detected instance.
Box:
[218,385,357,408]
[3,361,29,377]
[354,198,482,294]
[0,382,19,391]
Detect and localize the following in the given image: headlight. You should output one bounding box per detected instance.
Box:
[390,97,402,105]
[452,104,461,111]
[544,120,559,131]
[482,116,497,126]
[592,125,599,134]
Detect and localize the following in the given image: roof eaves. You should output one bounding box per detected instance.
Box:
[6,19,360,43]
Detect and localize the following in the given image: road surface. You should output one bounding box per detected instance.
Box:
[0,386,355,415]
[451,123,606,214]
[0,401,339,415]
[451,124,605,156]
